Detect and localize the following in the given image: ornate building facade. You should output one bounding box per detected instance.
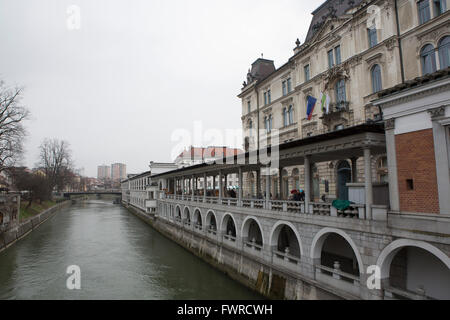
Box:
[239,0,449,202]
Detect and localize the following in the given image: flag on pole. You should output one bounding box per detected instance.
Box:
[306,95,317,120]
[320,92,330,114]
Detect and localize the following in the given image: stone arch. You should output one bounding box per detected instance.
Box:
[193,207,202,227]
[206,209,217,231]
[376,239,450,280]
[310,227,364,275]
[219,212,237,238]
[183,206,191,222]
[241,216,264,246]
[269,221,303,258]
[175,205,182,218]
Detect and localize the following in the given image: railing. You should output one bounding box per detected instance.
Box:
[244,240,263,251]
[311,202,332,216]
[273,249,300,265]
[207,226,217,235]
[315,264,360,285]
[384,286,432,300]
[223,234,236,242]
[161,196,371,220]
[194,222,203,231]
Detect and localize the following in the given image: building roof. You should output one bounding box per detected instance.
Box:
[152,123,384,179]
[305,0,363,42]
[175,146,243,162]
[376,67,450,99]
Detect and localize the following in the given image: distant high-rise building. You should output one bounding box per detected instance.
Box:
[111,163,126,181]
[97,165,111,180]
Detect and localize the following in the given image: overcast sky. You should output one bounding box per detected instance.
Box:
[0,0,323,177]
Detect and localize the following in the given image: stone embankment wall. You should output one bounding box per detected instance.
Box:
[125,204,341,300]
[0,201,71,253]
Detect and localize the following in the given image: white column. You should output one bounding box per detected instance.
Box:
[385,120,400,212]
[278,167,283,199]
[256,168,261,198]
[304,155,311,213]
[265,165,270,207]
[364,147,373,220]
[218,170,223,200]
[191,175,195,201]
[224,174,228,195]
[238,167,243,206]
[203,173,207,202]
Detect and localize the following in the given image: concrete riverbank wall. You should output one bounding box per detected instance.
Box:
[0,200,71,253]
[125,204,341,300]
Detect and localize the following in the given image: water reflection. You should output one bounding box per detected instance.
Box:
[0,200,262,300]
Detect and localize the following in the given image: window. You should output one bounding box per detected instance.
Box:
[282,81,287,96]
[247,101,251,113]
[418,0,431,24]
[334,124,344,130]
[421,44,437,75]
[265,115,272,133]
[406,179,414,190]
[268,90,271,104]
[335,46,341,65]
[304,64,310,82]
[287,78,292,93]
[377,156,388,183]
[283,107,287,126]
[371,64,382,93]
[288,105,294,124]
[368,26,378,48]
[249,120,253,137]
[438,36,450,69]
[335,79,346,106]
[328,50,334,69]
[433,0,446,16]
[264,92,268,105]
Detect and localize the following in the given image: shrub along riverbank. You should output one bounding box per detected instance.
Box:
[19,201,57,222]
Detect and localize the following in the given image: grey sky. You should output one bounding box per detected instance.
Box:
[0,0,323,177]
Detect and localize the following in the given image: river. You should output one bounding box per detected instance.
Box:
[0,200,262,300]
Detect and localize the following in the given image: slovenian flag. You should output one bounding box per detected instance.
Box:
[306,95,317,120]
[320,92,330,114]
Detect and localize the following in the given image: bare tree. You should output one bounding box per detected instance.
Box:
[0,80,29,172]
[38,138,73,195]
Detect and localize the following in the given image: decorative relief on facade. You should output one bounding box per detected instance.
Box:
[428,106,446,119]
[384,118,395,130]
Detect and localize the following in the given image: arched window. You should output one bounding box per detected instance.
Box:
[421,44,437,75]
[282,107,288,127]
[371,64,382,93]
[438,36,450,70]
[288,105,294,124]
